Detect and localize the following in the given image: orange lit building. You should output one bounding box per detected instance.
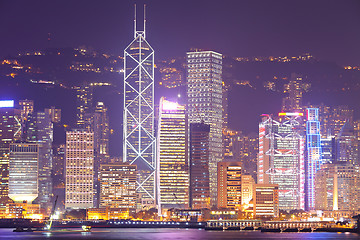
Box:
[217,161,242,209]
[99,164,136,210]
[87,207,130,220]
[253,184,279,218]
[4,202,42,219]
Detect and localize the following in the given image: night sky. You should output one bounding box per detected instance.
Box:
[1,0,360,66]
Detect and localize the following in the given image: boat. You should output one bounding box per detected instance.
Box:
[13,226,34,232]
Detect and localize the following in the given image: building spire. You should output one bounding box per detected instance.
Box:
[133,4,146,39]
[134,4,137,38]
[144,4,146,39]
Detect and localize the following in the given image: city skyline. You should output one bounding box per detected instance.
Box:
[0,2,360,235]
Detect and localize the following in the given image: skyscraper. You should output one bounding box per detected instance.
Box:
[75,84,93,130]
[253,184,279,218]
[217,161,242,209]
[0,100,21,207]
[19,100,34,139]
[258,113,305,210]
[223,129,258,181]
[315,163,360,211]
[19,100,34,123]
[157,98,188,210]
[52,144,65,210]
[320,136,335,164]
[123,6,156,208]
[36,111,54,209]
[331,106,353,137]
[65,130,94,209]
[93,102,110,207]
[99,163,137,209]
[186,50,223,206]
[189,123,210,209]
[8,143,38,203]
[94,102,110,162]
[46,107,61,123]
[281,73,303,112]
[23,109,54,209]
[223,128,241,161]
[306,108,322,210]
[336,121,358,165]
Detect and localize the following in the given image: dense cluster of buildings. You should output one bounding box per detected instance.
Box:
[0,13,359,222]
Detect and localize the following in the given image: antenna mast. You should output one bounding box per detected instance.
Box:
[134,4,137,38]
[144,4,146,38]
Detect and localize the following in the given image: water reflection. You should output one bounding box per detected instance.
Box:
[0,228,358,240]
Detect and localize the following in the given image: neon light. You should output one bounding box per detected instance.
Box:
[0,100,14,108]
[305,108,322,210]
[278,112,303,116]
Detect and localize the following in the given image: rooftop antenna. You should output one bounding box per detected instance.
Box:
[144,4,146,39]
[134,4,137,38]
[134,4,146,38]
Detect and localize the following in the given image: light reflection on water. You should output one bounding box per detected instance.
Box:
[0,228,359,240]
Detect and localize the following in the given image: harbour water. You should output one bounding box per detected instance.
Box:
[0,228,359,240]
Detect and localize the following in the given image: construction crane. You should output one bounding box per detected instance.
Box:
[46,195,58,230]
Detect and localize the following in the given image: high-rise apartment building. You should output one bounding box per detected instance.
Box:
[281,73,303,112]
[65,130,94,209]
[258,113,305,210]
[8,143,38,203]
[332,106,353,137]
[19,99,34,126]
[236,133,258,181]
[311,104,353,138]
[46,106,61,123]
[158,65,183,89]
[99,164,137,209]
[253,184,279,218]
[0,100,21,207]
[123,8,156,208]
[223,129,258,181]
[186,50,223,206]
[217,161,242,209]
[157,98,188,210]
[75,85,93,130]
[189,123,210,209]
[306,108,322,210]
[223,128,239,160]
[19,100,34,141]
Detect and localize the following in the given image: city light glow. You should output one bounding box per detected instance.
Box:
[162,100,179,111]
[0,100,14,108]
[278,112,304,116]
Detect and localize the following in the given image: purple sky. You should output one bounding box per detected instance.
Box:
[1,0,360,66]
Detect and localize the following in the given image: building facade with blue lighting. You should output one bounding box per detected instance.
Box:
[306,108,322,210]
